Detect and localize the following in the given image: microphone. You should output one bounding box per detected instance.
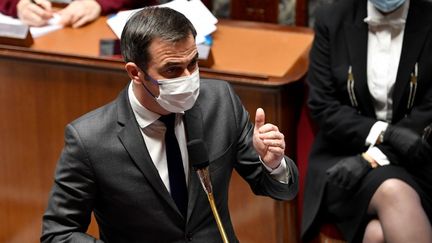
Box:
[187,139,229,243]
[188,139,211,193]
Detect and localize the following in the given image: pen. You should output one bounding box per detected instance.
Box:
[30,0,50,10]
[29,0,53,16]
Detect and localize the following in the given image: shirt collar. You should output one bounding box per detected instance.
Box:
[128,81,160,129]
[364,0,410,28]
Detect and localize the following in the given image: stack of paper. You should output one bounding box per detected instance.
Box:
[0,13,62,38]
[106,0,218,44]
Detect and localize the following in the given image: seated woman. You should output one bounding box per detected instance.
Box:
[301,0,432,242]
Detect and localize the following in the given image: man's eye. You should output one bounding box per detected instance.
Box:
[164,67,182,77]
[187,60,198,72]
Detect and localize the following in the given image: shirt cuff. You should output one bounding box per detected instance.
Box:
[261,157,290,184]
[365,121,389,147]
[366,146,390,166]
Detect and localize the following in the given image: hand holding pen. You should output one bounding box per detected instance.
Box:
[17,0,53,27]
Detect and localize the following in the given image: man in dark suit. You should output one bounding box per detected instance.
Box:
[41,7,298,243]
[302,0,432,242]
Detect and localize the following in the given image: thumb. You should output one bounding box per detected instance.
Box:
[255,108,265,131]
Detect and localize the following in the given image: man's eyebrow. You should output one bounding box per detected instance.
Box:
[161,53,199,68]
[162,61,182,68]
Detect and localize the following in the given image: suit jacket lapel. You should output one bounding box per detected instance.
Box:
[393,0,432,118]
[116,88,183,218]
[184,102,207,222]
[344,0,376,116]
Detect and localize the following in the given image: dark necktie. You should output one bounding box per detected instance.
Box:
[159,114,188,217]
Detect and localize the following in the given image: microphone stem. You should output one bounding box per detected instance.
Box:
[196,168,229,243]
[207,192,229,243]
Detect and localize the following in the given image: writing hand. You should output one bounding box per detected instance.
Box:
[253,108,285,169]
[17,0,52,27]
[58,0,101,28]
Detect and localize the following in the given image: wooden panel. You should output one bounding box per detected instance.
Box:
[227,0,310,26]
[229,81,304,243]
[231,0,279,23]
[0,57,129,242]
[209,24,312,77]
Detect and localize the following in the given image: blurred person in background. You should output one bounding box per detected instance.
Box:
[0,0,157,28]
[302,0,432,242]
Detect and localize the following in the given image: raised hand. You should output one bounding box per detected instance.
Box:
[253,108,285,169]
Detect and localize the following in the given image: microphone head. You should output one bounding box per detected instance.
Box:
[187,139,209,169]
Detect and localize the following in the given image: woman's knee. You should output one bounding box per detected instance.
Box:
[371,179,421,208]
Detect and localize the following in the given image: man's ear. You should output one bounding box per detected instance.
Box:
[125,62,144,84]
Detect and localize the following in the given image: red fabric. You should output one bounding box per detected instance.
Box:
[320,223,344,239]
[296,87,344,241]
[96,0,158,15]
[0,0,19,17]
[296,95,317,230]
[0,0,158,18]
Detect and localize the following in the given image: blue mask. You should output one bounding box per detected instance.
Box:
[369,0,406,13]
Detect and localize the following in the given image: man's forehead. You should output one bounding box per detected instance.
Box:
[148,36,197,65]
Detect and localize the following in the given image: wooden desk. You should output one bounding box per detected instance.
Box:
[0,17,313,243]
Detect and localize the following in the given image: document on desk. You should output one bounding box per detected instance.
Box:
[107,0,217,44]
[0,13,62,38]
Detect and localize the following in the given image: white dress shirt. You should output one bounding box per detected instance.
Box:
[128,83,190,193]
[364,0,410,165]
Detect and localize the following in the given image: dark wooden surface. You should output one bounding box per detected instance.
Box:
[0,17,313,243]
[205,0,309,26]
[231,0,279,23]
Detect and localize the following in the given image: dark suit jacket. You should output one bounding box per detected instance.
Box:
[302,0,432,240]
[41,79,299,243]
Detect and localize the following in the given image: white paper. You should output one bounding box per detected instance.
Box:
[106,0,217,44]
[0,13,62,38]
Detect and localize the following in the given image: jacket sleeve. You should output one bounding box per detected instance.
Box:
[226,83,299,201]
[41,124,103,243]
[394,86,432,132]
[379,74,432,163]
[0,0,19,17]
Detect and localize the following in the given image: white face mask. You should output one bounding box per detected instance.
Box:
[143,69,200,113]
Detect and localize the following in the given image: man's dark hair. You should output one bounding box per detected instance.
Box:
[120,7,197,71]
